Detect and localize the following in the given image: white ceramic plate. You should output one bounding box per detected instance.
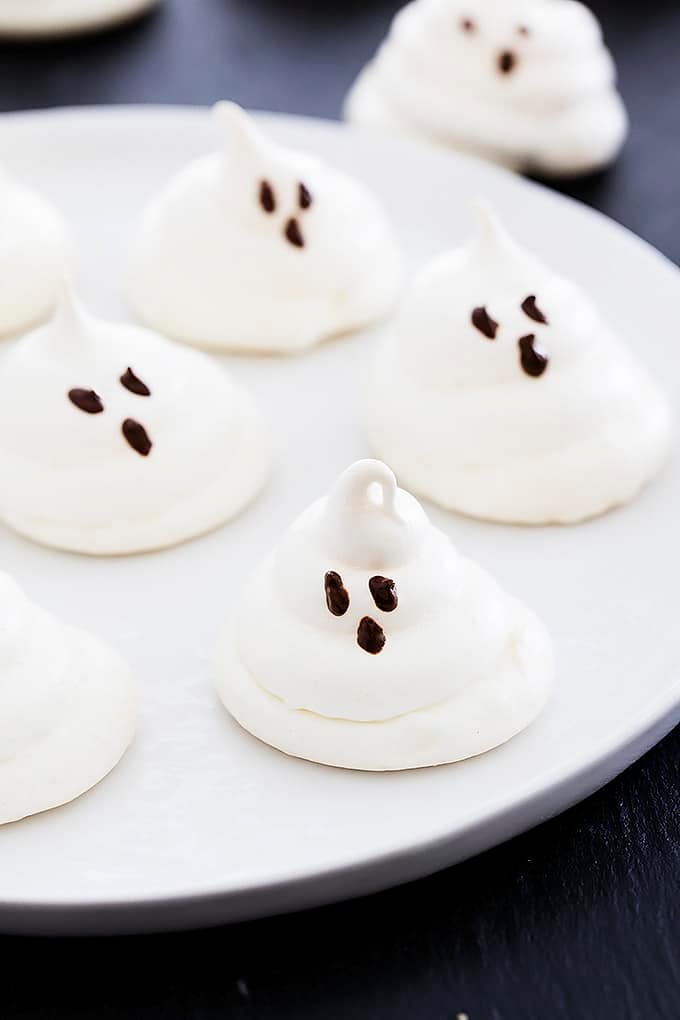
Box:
[0,107,677,935]
[0,0,160,38]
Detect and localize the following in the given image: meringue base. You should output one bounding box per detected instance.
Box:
[129,250,403,357]
[0,627,136,826]
[0,0,161,38]
[0,422,269,556]
[215,606,552,771]
[369,405,673,526]
[345,73,628,178]
[367,353,674,525]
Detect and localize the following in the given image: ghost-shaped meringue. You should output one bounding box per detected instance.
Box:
[345,0,628,177]
[366,204,674,525]
[0,571,136,825]
[127,101,403,354]
[0,288,269,554]
[0,165,72,335]
[216,460,553,770]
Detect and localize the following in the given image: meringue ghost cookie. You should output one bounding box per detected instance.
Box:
[216,460,553,771]
[0,166,72,336]
[366,205,674,525]
[0,288,269,554]
[345,0,628,177]
[0,0,161,38]
[128,101,403,354]
[0,572,136,825]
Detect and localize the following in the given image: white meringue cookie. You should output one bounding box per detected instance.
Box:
[345,0,628,177]
[366,204,674,525]
[0,0,161,37]
[0,166,72,336]
[0,288,269,554]
[216,460,553,770]
[127,101,403,354]
[0,572,136,826]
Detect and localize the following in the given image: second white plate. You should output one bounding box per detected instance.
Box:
[0,106,678,935]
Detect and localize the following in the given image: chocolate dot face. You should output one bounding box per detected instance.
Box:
[369,576,398,613]
[258,176,312,249]
[519,334,549,378]
[122,418,153,456]
[259,180,276,214]
[357,616,386,655]
[120,367,151,397]
[521,295,548,325]
[68,388,104,415]
[285,217,305,248]
[498,50,517,75]
[325,571,350,617]
[472,306,499,340]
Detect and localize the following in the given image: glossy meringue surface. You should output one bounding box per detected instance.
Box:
[128,102,403,354]
[216,460,553,770]
[0,571,136,826]
[345,0,628,177]
[366,205,674,524]
[0,167,72,335]
[0,289,269,554]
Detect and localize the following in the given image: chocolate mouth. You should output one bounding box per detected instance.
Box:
[357,616,386,655]
[284,217,305,248]
[122,418,153,456]
[518,334,549,378]
[498,50,517,75]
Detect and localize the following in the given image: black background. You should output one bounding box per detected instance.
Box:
[1,2,678,1018]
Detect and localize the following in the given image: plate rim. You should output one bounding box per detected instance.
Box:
[0,104,677,934]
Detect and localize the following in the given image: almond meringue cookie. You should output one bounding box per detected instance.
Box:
[216,460,553,770]
[345,0,628,177]
[0,288,269,554]
[127,101,403,354]
[0,572,136,825]
[0,166,72,335]
[366,205,674,525]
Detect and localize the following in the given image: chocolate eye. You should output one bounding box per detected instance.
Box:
[521,295,548,324]
[325,571,349,616]
[517,25,530,37]
[259,180,276,214]
[460,17,476,33]
[68,388,104,414]
[122,418,153,456]
[471,306,499,340]
[357,617,386,655]
[120,367,151,397]
[519,334,549,378]
[369,576,398,613]
[298,182,312,210]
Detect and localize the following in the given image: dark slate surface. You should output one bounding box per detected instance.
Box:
[0,2,678,1017]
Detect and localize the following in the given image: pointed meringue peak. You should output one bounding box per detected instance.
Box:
[50,277,83,325]
[470,200,524,261]
[464,199,546,283]
[48,279,96,341]
[212,100,268,160]
[319,459,428,570]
